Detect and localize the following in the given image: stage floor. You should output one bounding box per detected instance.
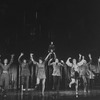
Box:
[0,89,100,100]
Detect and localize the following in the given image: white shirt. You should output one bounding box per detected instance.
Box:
[66,59,85,72]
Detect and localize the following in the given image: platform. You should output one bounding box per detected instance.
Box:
[0,89,100,100]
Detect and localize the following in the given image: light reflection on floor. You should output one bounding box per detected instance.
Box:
[0,90,100,100]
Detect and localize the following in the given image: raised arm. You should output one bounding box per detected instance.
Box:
[66,57,72,67]
[61,60,68,68]
[8,54,14,66]
[61,60,64,64]
[18,53,23,64]
[0,55,3,68]
[88,54,92,60]
[77,56,85,66]
[87,54,92,65]
[27,53,34,65]
[79,54,82,61]
[53,52,57,60]
[45,52,52,62]
[30,53,38,65]
[59,62,63,67]
[48,58,54,66]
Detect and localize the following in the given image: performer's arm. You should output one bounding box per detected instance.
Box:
[18,53,23,64]
[8,54,14,68]
[79,54,82,61]
[61,60,64,64]
[44,52,52,62]
[48,59,54,66]
[66,57,72,67]
[30,53,38,65]
[88,54,92,65]
[59,63,63,67]
[28,53,34,65]
[77,56,85,66]
[59,60,64,67]
[61,60,67,68]
[0,55,4,68]
[53,52,57,60]
[88,54,92,60]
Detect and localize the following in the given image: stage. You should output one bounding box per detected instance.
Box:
[0,89,100,100]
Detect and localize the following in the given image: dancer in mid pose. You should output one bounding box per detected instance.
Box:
[18,53,32,92]
[30,52,51,96]
[0,54,14,94]
[66,55,85,95]
[48,58,63,93]
[48,42,55,53]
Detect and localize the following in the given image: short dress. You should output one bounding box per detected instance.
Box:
[36,63,46,79]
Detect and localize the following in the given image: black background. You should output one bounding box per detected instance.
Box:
[0,0,100,63]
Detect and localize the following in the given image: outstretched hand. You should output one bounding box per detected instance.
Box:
[79,54,81,57]
[61,60,64,63]
[88,54,91,59]
[68,57,71,60]
[20,53,24,56]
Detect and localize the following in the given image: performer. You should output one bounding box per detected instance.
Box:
[48,58,63,93]
[48,42,55,53]
[66,55,85,95]
[30,52,51,96]
[87,54,95,91]
[18,53,32,92]
[98,56,100,66]
[82,54,94,79]
[60,60,71,89]
[48,42,56,61]
[0,54,14,93]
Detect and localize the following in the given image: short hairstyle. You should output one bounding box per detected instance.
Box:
[39,57,44,61]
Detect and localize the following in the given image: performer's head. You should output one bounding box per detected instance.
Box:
[55,58,59,63]
[39,57,43,64]
[4,59,8,65]
[23,59,27,64]
[51,41,53,45]
[73,59,76,64]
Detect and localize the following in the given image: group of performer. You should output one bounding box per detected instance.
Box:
[0,42,99,96]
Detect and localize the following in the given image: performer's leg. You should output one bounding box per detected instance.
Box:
[26,76,29,91]
[75,79,78,95]
[0,74,3,91]
[21,76,24,91]
[53,76,57,90]
[5,74,9,92]
[82,76,87,93]
[42,78,46,96]
[56,76,60,93]
[69,78,75,88]
[34,78,40,89]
